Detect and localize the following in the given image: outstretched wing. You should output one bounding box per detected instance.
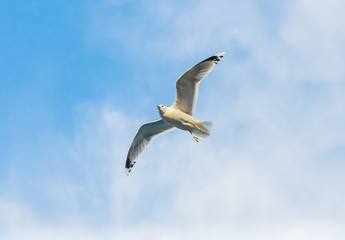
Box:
[172,52,225,115]
[125,119,175,175]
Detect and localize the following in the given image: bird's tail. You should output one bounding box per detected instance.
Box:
[192,121,213,138]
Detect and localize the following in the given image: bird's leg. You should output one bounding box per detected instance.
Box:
[193,135,199,142]
[192,122,206,134]
[189,131,199,142]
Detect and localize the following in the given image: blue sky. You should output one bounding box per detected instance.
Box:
[1,0,345,239]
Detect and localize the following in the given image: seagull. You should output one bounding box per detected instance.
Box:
[125,52,225,175]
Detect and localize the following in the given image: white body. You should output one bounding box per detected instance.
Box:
[158,106,200,132]
[125,52,225,175]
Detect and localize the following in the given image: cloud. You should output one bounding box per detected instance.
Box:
[2,97,345,239]
[84,0,345,237]
[86,0,262,59]
[279,0,345,82]
[2,0,345,239]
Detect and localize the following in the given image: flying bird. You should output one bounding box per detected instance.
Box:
[125,52,225,175]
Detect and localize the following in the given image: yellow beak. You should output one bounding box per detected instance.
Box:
[156,105,159,109]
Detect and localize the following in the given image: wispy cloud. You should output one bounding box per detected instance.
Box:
[1,0,345,239]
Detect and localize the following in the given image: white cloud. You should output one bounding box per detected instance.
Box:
[1,98,345,238]
[2,0,345,239]
[86,0,264,59]
[279,0,345,82]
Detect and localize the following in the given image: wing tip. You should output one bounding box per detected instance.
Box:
[202,52,225,64]
[214,52,225,64]
[125,168,131,176]
[125,156,134,176]
[215,52,226,57]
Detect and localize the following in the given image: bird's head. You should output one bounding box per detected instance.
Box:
[156,105,167,115]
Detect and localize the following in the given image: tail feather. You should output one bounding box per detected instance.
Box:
[193,121,213,137]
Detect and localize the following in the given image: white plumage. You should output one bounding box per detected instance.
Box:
[125,52,225,175]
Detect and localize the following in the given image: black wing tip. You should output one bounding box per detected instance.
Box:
[202,52,225,64]
[125,164,133,176]
[125,156,136,176]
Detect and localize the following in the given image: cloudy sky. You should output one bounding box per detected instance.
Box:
[1,0,345,239]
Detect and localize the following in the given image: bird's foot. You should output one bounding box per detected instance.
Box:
[193,122,206,134]
[192,135,199,142]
